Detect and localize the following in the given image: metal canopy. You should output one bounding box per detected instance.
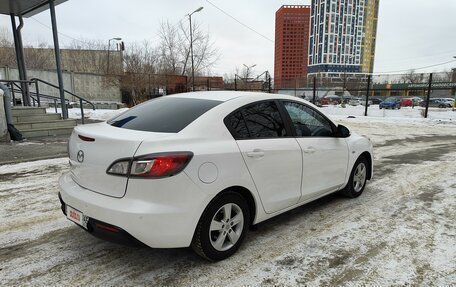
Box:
[0,0,67,17]
[3,0,69,118]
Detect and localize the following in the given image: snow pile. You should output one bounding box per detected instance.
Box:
[322,104,455,122]
[46,108,128,121]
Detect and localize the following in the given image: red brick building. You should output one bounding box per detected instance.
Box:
[274,5,311,89]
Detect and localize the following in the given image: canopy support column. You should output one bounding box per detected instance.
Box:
[10,14,30,106]
[49,0,68,119]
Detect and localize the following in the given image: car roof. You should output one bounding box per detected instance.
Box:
[169,91,280,102]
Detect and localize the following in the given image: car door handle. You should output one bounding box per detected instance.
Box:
[247,149,265,158]
[303,147,316,154]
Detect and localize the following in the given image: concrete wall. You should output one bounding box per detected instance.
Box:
[0,67,121,103]
[0,47,123,75]
[0,94,7,142]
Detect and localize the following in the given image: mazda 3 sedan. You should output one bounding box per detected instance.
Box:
[59,91,373,261]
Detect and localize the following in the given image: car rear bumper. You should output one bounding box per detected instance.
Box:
[59,193,145,247]
[59,172,208,248]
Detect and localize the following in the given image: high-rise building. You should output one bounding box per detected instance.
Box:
[274,5,311,89]
[308,0,380,76]
[361,0,379,73]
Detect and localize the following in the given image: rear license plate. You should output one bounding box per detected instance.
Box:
[66,205,89,229]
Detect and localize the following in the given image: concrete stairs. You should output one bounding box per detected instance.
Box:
[12,107,77,139]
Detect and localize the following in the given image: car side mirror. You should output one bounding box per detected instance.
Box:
[336,125,351,138]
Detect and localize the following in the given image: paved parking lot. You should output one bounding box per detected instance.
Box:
[1,119,455,286]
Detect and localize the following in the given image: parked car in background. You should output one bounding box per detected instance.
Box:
[59,91,373,261]
[379,97,401,109]
[369,97,383,105]
[420,98,452,108]
[359,96,373,106]
[400,98,414,107]
[410,97,423,106]
[340,96,354,105]
[319,95,341,105]
[348,97,363,106]
[439,98,455,107]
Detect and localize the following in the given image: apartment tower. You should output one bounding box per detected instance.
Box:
[274,5,311,89]
[308,0,380,76]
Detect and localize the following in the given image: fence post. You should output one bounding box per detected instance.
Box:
[424,73,433,118]
[364,75,371,116]
[312,76,317,104]
[80,98,84,124]
[10,83,16,106]
[234,77,237,91]
[34,80,41,107]
[294,78,297,97]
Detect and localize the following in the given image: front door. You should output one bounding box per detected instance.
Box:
[281,101,349,201]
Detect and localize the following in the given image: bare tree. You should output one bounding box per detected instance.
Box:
[0,28,16,67]
[157,19,219,77]
[433,70,453,82]
[400,69,428,84]
[158,21,181,74]
[121,41,162,104]
[178,21,219,76]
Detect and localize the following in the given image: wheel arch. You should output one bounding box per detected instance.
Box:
[359,151,373,180]
[218,186,257,226]
[197,185,257,229]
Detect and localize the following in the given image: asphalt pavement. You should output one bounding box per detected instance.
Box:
[0,120,102,165]
[0,136,69,165]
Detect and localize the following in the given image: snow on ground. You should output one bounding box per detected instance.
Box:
[323,104,456,121]
[46,108,128,121]
[1,116,456,286]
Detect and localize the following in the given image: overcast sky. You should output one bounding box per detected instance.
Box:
[0,0,455,77]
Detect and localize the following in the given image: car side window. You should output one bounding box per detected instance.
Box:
[225,101,288,139]
[283,101,334,137]
[225,111,250,139]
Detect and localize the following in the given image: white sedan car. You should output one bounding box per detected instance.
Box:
[59,91,373,261]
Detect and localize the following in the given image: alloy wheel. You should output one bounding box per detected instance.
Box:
[353,162,367,193]
[209,203,244,252]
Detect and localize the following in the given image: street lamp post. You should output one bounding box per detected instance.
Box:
[452,57,456,110]
[107,37,122,74]
[188,6,204,91]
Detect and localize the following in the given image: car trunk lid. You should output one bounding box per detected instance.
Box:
[68,122,172,198]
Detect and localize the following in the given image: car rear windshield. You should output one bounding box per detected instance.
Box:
[108,97,222,133]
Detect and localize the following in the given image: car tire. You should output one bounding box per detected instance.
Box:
[438,104,444,108]
[191,191,250,261]
[340,156,369,198]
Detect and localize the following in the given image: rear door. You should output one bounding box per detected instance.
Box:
[281,101,349,201]
[225,101,302,214]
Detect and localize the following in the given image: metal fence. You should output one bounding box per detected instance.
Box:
[225,71,456,120]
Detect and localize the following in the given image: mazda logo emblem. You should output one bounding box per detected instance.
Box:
[77,150,84,163]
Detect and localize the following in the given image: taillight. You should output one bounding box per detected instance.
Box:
[107,159,130,176]
[131,152,193,178]
[106,152,193,178]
